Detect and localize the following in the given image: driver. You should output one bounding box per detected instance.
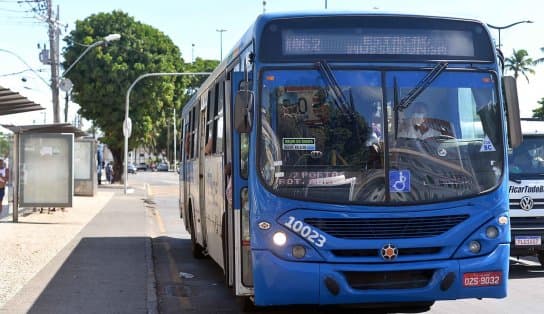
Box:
[397,101,442,139]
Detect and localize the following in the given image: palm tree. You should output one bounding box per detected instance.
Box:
[505,49,535,83]
[535,47,544,65]
[533,97,544,119]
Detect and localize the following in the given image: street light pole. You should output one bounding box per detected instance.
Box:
[123,72,211,194]
[487,20,533,49]
[61,33,121,122]
[216,29,227,60]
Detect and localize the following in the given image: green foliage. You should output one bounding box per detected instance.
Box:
[504,49,535,83]
[0,133,11,158]
[62,10,185,180]
[533,97,544,119]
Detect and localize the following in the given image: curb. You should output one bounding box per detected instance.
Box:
[144,182,158,314]
[146,237,158,314]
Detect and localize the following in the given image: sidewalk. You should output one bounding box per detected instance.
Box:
[0,183,154,313]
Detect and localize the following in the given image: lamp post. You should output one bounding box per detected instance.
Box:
[216,29,227,60]
[191,43,195,63]
[61,33,121,122]
[487,20,533,49]
[123,72,211,194]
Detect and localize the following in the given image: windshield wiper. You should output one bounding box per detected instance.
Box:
[316,61,352,116]
[394,61,448,113]
[509,177,522,184]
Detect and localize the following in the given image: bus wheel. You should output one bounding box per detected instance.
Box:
[189,210,206,259]
[538,251,544,267]
[237,296,258,312]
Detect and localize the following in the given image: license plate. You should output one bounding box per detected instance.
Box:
[515,236,542,246]
[463,271,502,287]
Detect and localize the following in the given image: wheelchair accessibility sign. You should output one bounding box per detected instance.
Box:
[389,170,411,193]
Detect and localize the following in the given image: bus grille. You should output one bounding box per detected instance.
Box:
[332,247,441,258]
[304,215,468,239]
[510,216,544,230]
[510,198,544,210]
[343,270,434,290]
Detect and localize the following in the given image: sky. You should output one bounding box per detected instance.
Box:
[0,0,543,130]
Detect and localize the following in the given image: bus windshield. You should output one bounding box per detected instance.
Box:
[509,137,544,179]
[259,68,504,204]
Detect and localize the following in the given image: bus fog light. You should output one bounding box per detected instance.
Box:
[273,232,287,246]
[292,245,306,258]
[469,240,481,253]
[486,226,499,239]
[498,216,508,225]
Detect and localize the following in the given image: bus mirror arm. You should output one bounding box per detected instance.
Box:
[234,90,254,133]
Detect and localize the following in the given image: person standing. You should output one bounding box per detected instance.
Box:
[0,159,9,214]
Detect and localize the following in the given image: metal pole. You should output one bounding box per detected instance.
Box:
[124,72,212,194]
[216,29,227,60]
[173,108,177,172]
[12,133,19,223]
[487,20,533,49]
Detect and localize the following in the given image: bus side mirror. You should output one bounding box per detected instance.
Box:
[503,76,522,149]
[234,90,254,133]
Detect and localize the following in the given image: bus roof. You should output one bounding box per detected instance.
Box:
[520,118,544,135]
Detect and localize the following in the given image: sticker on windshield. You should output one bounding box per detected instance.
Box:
[282,138,316,151]
[389,170,411,193]
[480,135,496,152]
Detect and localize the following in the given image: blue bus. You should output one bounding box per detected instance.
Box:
[179,12,522,310]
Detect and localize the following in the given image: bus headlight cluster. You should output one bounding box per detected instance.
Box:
[486,226,499,239]
[292,245,306,259]
[469,240,481,253]
[273,232,287,246]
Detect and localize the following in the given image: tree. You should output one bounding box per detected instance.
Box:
[0,132,10,158]
[504,49,535,83]
[533,97,544,119]
[62,11,185,182]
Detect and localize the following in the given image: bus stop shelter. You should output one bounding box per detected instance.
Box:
[1,123,87,223]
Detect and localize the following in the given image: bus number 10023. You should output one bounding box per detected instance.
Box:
[284,216,327,247]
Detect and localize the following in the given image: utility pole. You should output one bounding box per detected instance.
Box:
[47,0,61,123]
[173,108,177,171]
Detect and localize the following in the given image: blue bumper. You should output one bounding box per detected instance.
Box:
[253,244,509,306]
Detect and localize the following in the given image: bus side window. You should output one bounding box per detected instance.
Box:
[205,88,215,155]
[216,78,225,153]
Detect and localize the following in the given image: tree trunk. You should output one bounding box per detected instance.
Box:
[109,146,124,183]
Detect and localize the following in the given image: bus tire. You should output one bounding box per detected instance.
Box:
[237,296,258,312]
[189,208,206,259]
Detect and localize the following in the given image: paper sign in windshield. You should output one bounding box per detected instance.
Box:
[282,138,316,151]
[480,135,496,152]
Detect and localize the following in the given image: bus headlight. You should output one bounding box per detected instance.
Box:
[292,245,306,258]
[486,226,499,239]
[469,240,481,253]
[273,232,287,246]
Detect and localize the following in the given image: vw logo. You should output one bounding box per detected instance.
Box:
[520,196,534,211]
[381,243,399,260]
